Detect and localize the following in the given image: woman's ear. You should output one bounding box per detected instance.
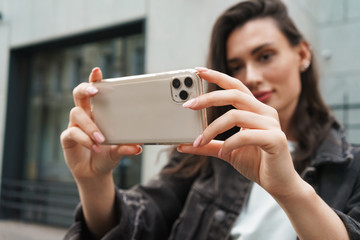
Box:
[297,41,312,72]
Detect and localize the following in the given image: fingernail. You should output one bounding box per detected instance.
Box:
[92,67,100,73]
[193,134,203,148]
[92,144,102,153]
[195,67,208,72]
[93,131,105,143]
[87,86,98,95]
[183,98,197,108]
[135,146,143,155]
[177,146,183,153]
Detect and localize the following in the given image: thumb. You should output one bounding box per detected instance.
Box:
[110,145,143,161]
[89,67,103,83]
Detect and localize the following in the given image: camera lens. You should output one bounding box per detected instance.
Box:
[184,77,193,87]
[172,79,181,89]
[179,90,189,100]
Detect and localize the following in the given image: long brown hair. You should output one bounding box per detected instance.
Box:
[163,0,333,176]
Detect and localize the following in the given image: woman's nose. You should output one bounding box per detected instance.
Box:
[244,65,263,88]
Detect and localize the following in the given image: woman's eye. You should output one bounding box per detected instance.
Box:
[228,65,243,76]
[259,52,274,62]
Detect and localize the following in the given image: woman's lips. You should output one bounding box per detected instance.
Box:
[254,91,273,103]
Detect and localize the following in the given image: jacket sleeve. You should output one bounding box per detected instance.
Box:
[335,210,360,240]
[63,151,198,240]
[335,177,360,240]
[335,147,360,239]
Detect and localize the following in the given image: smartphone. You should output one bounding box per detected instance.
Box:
[90,69,207,145]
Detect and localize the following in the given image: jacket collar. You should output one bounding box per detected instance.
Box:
[311,121,354,167]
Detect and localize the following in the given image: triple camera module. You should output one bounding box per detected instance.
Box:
[171,76,194,103]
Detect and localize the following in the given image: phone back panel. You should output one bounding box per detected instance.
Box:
[91,69,207,144]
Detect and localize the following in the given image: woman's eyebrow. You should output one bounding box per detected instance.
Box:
[251,43,274,55]
[227,42,275,63]
[227,58,241,64]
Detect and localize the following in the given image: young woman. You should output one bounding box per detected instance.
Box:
[61,0,360,239]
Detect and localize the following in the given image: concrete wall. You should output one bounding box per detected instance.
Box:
[0,0,10,191]
[284,0,360,144]
[2,0,146,48]
[308,0,360,143]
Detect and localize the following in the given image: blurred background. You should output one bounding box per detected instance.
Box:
[0,0,359,237]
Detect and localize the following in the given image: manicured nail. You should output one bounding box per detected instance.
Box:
[93,131,105,143]
[195,67,208,72]
[193,134,203,148]
[92,67,100,73]
[183,98,197,108]
[177,146,183,153]
[92,144,102,153]
[87,86,98,95]
[135,146,143,155]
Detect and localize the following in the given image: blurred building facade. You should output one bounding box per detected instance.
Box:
[0,0,359,228]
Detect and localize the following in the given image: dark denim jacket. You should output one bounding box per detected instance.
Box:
[64,123,360,240]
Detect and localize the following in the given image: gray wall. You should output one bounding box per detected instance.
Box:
[0,0,358,184]
[289,0,360,143]
[316,0,360,142]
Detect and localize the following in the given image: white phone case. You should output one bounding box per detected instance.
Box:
[90,69,207,144]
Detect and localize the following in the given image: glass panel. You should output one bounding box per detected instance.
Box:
[329,93,360,144]
[24,34,145,186]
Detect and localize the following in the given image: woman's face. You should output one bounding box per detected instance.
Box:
[226,17,309,121]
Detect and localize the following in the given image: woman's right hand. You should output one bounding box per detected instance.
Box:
[60,67,142,183]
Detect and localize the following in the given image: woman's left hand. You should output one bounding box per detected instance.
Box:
[178,68,300,199]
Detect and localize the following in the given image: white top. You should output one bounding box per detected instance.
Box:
[230,141,298,240]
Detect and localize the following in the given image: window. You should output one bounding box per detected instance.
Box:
[329,94,360,144]
[25,34,144,183]
[1,20,144,227]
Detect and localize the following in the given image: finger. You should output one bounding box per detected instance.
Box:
[73,82,98,115]
[177,140,223,158]
[72,67,102,112]
[109,145,143,161]
[89,67,103,83]
[183,89,272,115]
[60,126,95,151]
[198,109,279,147]
[220,129,287,157]
[196,67,252,95]
[69,106,105,144]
